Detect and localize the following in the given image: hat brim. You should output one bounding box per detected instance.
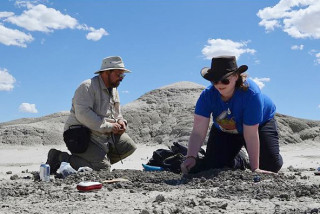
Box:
[200,65,248,81]
[94,68,131,74]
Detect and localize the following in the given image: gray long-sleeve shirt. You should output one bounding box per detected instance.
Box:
[64,75,126,143]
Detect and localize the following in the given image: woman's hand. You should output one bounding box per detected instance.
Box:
[181,156,197,174]
[253,168,276,175]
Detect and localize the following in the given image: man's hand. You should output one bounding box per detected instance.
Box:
[117,119,126,135]
[112,120,126,135]
[111,123,123,134]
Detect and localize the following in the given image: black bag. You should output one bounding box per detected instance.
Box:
[146,142,206,174]
[162,153,185,173]
[63,125,91,153]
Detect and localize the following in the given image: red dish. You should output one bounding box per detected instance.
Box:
[76,181,103,191]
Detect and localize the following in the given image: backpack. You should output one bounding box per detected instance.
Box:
[146,142,205,174]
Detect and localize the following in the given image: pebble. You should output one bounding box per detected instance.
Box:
[10,174,19,180]
[279,193,290,201]
[140,209,150,214]
[253,175,261,182]
[218,202,228,209]
[154,194,165,203]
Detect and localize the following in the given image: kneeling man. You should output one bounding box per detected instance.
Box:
[46,56,136,173]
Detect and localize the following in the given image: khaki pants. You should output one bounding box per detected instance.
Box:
[60,132,136,171]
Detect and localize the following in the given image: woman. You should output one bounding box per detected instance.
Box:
[181,56,283,174]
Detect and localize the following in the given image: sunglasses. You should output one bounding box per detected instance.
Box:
[213,78,230,85]
[112,71,126,79]
[117,73,126,78]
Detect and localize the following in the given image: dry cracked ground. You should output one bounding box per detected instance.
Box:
[1,167,320,214]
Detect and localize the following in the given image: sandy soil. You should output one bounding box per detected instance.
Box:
[1,143,320,213]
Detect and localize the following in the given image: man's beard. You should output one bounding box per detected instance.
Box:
[108,73,121,88]
[110,81,120,88]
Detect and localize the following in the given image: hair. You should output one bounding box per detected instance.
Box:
[235,72,249,91]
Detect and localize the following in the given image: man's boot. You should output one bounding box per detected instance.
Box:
[46,149,62,174]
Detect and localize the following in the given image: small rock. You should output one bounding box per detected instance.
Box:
[253,175,261,182]
[10,174,19,180]
[6,171,12,175]
[140,209,150,214]
[154,194,165,203]
[294,172,301,176]
[218,202,228,209]
[279,193,290,201]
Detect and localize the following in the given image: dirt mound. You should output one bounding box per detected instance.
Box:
[0,81,319,146]
[122,81,205,145]
[0,112,68,146]
[1,168,319,213]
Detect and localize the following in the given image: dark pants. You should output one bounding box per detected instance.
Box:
[204,118,283,172]
[60,133,136,171]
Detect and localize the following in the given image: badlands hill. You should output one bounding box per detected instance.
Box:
[0,81,319,146]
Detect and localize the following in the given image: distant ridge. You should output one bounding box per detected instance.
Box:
[0,81,319,146]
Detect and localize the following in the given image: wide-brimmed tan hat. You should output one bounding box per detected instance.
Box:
[200,56,247,82]
[95,56,131,74]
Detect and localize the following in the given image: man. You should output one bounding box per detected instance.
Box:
[46,56,137,174]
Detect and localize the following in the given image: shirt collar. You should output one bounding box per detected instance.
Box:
[98,75,108,91]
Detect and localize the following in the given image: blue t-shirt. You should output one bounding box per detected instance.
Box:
[195,78,276,134]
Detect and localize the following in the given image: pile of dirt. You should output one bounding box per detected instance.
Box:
[1,81,319,146]
[1,168,319,213]
[0,111,68,146]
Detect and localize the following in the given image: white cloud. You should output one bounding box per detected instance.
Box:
[308,49,320,64]
[0,24,33,47]
[258,19,281,32]
[86,28,108,41]
[291,44,304,50]
[0,11,15,19]
[257,0,320,39]
[0,2,108,47]
[202,38,256,60]
[121,90,129,94]
[19,102,38,113]
[5,4,78,32]
[0,68,16,91]
[315,52,320,64]
[250,77,270,89]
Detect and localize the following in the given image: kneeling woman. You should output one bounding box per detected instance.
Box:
[181,56,283,174]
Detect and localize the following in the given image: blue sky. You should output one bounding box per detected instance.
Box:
[0,0,319,122]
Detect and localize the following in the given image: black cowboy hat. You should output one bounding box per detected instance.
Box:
[200,56,248,82]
